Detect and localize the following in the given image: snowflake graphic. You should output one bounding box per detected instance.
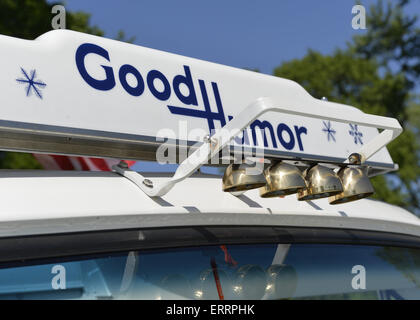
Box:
[322,120,336,142]
[349,123,363,145]
[16,67,46,99]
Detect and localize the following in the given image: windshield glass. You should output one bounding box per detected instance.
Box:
[1,243,420,300]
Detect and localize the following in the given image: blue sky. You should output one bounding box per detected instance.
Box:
[61,0,420,75]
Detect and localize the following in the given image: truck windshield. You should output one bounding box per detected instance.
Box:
[0,243,419,300]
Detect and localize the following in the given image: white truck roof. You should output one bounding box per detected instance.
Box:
[0,170,418,239]
[0,31,414,243]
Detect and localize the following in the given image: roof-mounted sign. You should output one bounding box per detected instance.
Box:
[0,30,401,176]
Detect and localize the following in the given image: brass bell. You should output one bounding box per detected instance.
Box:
[329,166,374,204]
[297,164,343,201]
[222,161,266,192]
[260,162,306,198]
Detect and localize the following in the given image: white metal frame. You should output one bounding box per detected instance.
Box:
[113,97,403,197]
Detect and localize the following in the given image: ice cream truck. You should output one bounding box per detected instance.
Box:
[0,30,418,300]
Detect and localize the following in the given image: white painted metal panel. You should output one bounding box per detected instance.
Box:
[0,171,417,238]
[0,30,397,168]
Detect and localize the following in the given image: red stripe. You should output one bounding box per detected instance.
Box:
[220,245,238,267]
[33,154,136,171]
[210,257,224,300]
[51,155,75,170]
[89,158,111,171]
[76,157,90,171]
[124,160,136,167]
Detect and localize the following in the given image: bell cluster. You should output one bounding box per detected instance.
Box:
[222,153,374,205]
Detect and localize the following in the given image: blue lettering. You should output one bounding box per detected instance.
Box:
[294,125,307,151]
[119,64,145,97]
[147,70,171,101]
[173,66,198,106]
[168,81,226,135]
[277,123,295,150]
[75,43,307,152]
[75,43,115,91]
[250,120,278,148]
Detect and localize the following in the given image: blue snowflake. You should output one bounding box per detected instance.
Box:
[16,68,46,99]
[322,120,336,142]
[349,123,363,145]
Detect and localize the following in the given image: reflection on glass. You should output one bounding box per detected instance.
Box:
[0,243,420,300]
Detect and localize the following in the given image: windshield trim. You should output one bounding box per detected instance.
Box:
[1,225,420,265]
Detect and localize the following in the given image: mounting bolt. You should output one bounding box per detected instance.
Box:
[348,153,362,165]
[143,179,153,188]
[204,135,218,152]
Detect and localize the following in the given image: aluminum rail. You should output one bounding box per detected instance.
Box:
[113,97,403,197]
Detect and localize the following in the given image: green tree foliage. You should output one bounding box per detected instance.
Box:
[0,0,104,39]
[0,152,42,169]
[274,1,420,212]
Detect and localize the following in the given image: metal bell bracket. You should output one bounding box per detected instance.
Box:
[113,97,402,197]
